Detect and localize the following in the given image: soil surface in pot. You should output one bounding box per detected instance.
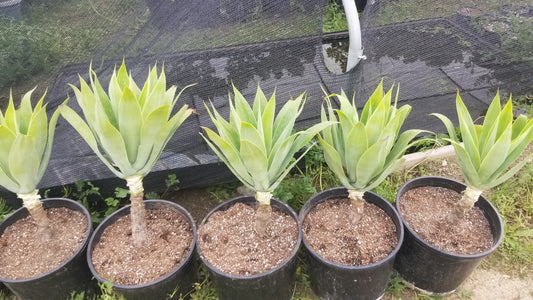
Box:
[198,202,298,276]
[302,198,398,266]
[399,186,492,254]
[91,207,193,286]
[0,207,87,279]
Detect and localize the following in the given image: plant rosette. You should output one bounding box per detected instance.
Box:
[299,188,403,300]
[0,198,94,299]
[197,196,301,300]
[301,83,421,299]
[0,90,94,298]
[394,176,504,295]
[60,61,197,296]
[198,85,330,299]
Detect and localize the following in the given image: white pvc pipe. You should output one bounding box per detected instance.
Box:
[342,0,366,72]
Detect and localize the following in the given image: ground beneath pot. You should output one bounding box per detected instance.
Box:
[198,202,299,276]
[91,207,193,286]
[0,207,87,280]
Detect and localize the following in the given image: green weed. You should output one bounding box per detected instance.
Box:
[323,0,348,33]
[0,198,13,222]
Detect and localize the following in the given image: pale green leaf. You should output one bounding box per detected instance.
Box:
[8,135,40,193]
[118,87,143,164]
[240,140,269,191]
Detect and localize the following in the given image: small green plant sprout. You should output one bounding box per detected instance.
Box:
[60,61,194,247]
[201,85,333,236]
[0,89,61,241]
[432,92,533,223]
[318,82,424,223]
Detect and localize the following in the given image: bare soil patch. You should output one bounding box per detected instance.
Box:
[399,185,492,255]
[91,208,193,286]
[0,207,87,279]
[302,198,398,266]
[198,202,298,276]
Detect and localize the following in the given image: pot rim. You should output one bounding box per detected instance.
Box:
[87,199,197,289]
[396,176,504,259]
[0,198,93,283]
[299,187,405,270]
[196,195,302,280]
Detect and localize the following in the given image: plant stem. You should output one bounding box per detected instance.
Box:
[448,186,483,224]
[255,191,272,237]
[348,189,365,224]
[18,190,51,242]
[126,175,148,247]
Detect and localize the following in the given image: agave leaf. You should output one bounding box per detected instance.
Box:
[268,143,317,192]
[134,105,170,170]
[488,125,533,182]
[233,85,256,126]
[445,139,481,188]
[26,105,48,159]
[360,81,383,123]
[252,85,268,117]
[8,135,40,193]
[365,158,404,191]
[37,107,61,181]
[142,74,166,118]
[355,137,389,187]
[478,123,511,183]
[431,113,459,141]
[317,135,352,188]
[90,72,117,128]
[17,89,36,134]
[337,110,355,145]
[364,99,386,146]
[511,115,528,139]
[240,140,270,190]
[241,122,266,154]
[116,60,130,90]
[484,153,533,189]
[478,93,501,156]
[496,99,513,138]
[165,105,192,144]
[337,90,359,122]
[202,127,253,185]
[261,94,276,152]
[60,105,123,178]
[272,95,303,143]
[344,122,367,182]
[0,167,19,192]
[456,96,481,170]
[267,134,297,181]
[118,87,143,164]
[4,97,17,133]
[386,129,425,165]
[205,102,240,150]
[94,107,135,175]
[0,126,16,179]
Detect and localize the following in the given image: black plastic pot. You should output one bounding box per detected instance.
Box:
[196,195,301,300]
[87,200,197,300]
[299,187,404,300]
[0,198,94,300]
[394,176,504,295]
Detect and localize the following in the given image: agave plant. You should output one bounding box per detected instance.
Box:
[201,85,333,235]
[432,92,533,222]
[0,89,60,240]
[60,61,193,246]
[319,83,423,223]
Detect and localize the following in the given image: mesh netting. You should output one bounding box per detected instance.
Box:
[0,0,532,204]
